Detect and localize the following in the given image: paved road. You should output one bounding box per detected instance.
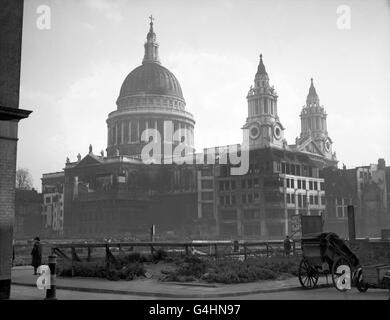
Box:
[10,284,389,300]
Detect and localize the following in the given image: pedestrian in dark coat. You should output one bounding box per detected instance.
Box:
[31,237,42,275]
[284,235,292,257]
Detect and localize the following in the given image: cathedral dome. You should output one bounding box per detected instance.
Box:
[117,62,184,102]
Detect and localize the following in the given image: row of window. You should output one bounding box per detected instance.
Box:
[286,194,325,206]
[277,162,318,178]
[284,178,324,191]
[219,192,260,205]
[248,97,276,117]
[121,96,185,109]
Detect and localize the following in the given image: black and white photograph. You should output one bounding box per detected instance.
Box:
[1,0,390,307]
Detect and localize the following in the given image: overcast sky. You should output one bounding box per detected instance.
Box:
[18,0,390,190]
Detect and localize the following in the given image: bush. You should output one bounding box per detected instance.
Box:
[58,260,146,281]
[160,256,298,284]
[153,248,168,262]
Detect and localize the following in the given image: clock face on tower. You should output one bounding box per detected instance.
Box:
[324,138,331,152]
[249,123,261,140]
[273,124,282,140]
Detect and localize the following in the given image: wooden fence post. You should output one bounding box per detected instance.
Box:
[87,247,91,262]
[105,244,110,272]
[71,248,74,277]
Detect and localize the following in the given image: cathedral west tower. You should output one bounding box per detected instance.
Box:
[295,78,337,165]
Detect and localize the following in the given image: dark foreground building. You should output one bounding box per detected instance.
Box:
[0,0,31,300]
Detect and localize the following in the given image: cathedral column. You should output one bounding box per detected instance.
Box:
[121,122,124,144]
[128,121,132,142]
[136,120,140,141]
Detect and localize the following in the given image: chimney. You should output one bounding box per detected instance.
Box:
[378,158,385,170]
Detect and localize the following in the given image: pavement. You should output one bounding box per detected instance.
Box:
[11,266,389,300]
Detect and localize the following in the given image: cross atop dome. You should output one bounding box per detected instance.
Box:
[144,15,160,64]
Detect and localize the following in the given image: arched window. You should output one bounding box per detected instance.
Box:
[264,98,268,114]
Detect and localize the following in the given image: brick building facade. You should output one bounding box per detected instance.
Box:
[0,0,31,299]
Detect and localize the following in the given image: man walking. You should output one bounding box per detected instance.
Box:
[31,237,42,275]
[284,235,292,257]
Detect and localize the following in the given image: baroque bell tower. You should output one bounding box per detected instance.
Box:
[243,54,286,149]
[296,78,336,162]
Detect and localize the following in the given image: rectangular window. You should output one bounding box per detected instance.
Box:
[298,195,303,207]
[320,182,325,191]
[225,181,230,190]
[291,179,295,189]
[254,178,259,187]
[291,165,296,175]
[314,196,318,205]
[219,181,224,191]
[302,180,306,189]
[309,181,313,190]
[201,167,213,176]
[281,162,286,174]
[225,195,231,205]
[296,165,301,176]
[202,192,214,201]
[297,180,302,189]
[201,180,213,189]
[314,181,318,190]
[303,195,307,206]
[310,195,314,205]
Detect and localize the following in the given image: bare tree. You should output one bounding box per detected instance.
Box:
[16,168,33,190]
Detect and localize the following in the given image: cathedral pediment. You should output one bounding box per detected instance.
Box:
[296,137,324,156]
[75,154,104,167]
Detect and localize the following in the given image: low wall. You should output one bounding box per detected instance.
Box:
[348,240,390,265]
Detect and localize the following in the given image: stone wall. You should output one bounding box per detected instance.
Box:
[348,240,390,265]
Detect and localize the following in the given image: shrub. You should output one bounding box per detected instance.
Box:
[57,260,146,281]
[153,248,168,262]
[160,256,298,284]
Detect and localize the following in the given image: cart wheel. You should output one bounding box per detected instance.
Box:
[356,280,368,292]
[332,257,351,292]
[355,269,368,293]
[298,259,319,289]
